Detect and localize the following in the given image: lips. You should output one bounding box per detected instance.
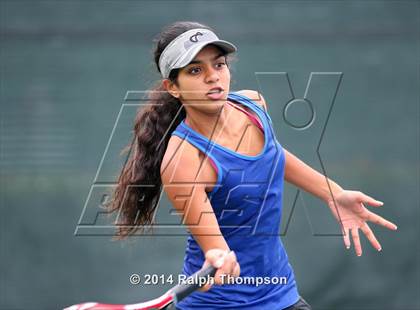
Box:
[206,87,223,95]
[207,89,223,100]
[206,87,224,100]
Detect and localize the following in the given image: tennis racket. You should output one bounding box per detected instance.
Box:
[63,264,217,310]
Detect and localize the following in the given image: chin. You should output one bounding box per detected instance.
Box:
[204,101,225,113]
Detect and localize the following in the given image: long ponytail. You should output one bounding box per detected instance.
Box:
[107,21,213,239]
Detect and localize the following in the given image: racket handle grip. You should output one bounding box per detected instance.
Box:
[172,264,217,303]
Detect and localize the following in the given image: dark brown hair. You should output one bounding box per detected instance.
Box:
[107,21,234,239]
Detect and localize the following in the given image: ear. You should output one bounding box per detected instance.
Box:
[162,79,180,99]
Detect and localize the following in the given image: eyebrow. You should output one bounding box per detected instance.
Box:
[187,53,225,65]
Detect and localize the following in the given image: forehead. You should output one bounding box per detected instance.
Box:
[190,45,224,63]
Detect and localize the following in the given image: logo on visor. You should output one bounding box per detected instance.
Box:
[189,32,203,43]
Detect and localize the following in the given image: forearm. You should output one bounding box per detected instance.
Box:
[182,196,230,254]
[186,216,230,254]
[283,148,343,203]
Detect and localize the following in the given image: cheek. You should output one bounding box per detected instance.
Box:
[222,68,231,81]
[177,78,199,98]
[222,73,231,89]
[183,83,203,99]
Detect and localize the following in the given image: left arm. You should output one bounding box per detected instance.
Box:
[283,148,343,203]
[283,148,397,256]
[238,89,342,201]
[240,90,398,256]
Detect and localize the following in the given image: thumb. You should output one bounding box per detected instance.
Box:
[205,249,229,268]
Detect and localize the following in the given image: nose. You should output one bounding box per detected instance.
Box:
[204,66,220,83]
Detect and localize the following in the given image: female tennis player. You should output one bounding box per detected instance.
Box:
[107,21,398,310]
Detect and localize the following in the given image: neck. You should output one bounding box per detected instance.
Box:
[184,100,234,139]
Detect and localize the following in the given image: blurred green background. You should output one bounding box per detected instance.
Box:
[1,1,419,309]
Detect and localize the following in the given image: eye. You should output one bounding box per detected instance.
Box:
[216,62,226,68]
[188,67,201,75]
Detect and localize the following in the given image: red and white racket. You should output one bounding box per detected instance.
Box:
[63,264,217,310]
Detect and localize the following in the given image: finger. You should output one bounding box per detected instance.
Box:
[342,227,351,249]
[223,251,237,274]
[233,263,241,277]
[351,228,362,256]
[366,211,398,230]
[359,192,384,207]
[198,282,212,292]
[360,223,382,251]
[216,251,237,284]
[214,269,227,285]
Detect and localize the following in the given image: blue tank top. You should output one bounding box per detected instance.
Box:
[171,92,300,310]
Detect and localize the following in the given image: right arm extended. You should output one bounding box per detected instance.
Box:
[160,139,240,289]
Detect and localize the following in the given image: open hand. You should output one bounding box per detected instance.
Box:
[327,190,397,256]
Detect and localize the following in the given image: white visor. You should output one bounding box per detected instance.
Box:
[158,28,237,79]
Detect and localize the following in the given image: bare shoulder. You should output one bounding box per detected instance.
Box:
[160,134,211,206]
[235,89,268,111]
[161,134,213,189]
[160,135,200,184]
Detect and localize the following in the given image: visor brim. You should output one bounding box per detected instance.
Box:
[173,40,237,71]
